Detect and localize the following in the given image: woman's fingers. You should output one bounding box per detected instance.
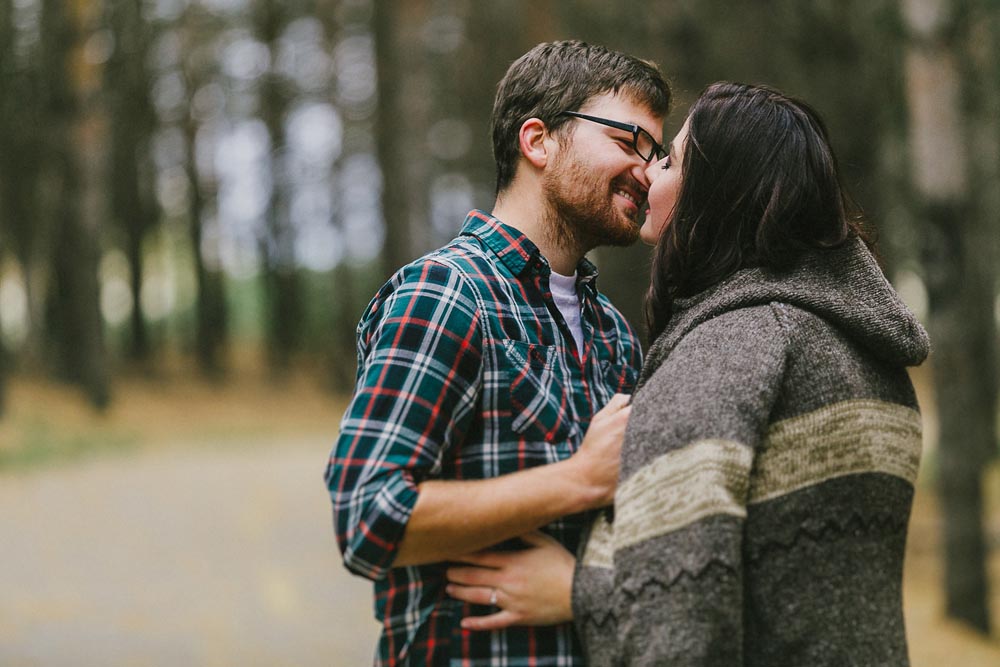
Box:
[446,583,523,630]
[446,564,499,588]
[446,583,495,607]
[450,550,507,568]
[460,609,520,631]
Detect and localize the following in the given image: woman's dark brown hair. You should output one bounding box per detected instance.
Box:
[645,82,869,341]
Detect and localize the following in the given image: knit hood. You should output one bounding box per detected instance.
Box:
[640,238,930,385]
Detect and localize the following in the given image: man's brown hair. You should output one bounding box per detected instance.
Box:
[491,40,671,195]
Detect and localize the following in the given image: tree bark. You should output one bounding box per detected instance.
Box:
[180,3,229,378]
[0,0,12,416]
[106,0,158,364]
[315,0,360,391]
[40,0,111,409]
[185,121,229,379]
[373,0,434,280]
[0,0,50,371]
[254,0,302,376]
[0,287,5,417]
[902,0,995,633]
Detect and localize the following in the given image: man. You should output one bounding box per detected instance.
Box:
[326,40,670,666]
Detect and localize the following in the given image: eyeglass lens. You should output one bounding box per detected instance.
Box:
[635,129,664,161]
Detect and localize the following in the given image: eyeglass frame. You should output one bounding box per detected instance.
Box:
[559,111,667,163]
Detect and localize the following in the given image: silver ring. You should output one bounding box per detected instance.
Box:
[489,588,498,606]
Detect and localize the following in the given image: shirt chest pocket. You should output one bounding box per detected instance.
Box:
[600,358,640,394]
[500,340,576,444]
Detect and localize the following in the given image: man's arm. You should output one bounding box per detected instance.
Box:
[394,393,630,567]
[327,259,629,579]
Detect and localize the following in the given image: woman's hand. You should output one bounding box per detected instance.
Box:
[445,531,576,631]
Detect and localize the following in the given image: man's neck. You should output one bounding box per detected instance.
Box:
[491,196,583,276]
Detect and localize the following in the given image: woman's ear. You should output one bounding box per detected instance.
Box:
[518,118,553,169]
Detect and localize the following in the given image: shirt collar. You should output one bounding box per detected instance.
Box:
[459,209,601,291]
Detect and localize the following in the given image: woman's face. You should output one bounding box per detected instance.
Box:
[640,118,688,245]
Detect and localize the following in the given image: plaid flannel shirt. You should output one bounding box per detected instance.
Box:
[326,210,642,666]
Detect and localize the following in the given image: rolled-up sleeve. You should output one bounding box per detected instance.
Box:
[326,259,483,580]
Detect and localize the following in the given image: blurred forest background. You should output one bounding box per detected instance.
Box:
[1,0,999,664]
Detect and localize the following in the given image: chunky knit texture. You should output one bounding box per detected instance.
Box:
[573,239,930,666]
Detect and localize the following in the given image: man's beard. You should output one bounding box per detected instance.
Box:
[541,150,641,255]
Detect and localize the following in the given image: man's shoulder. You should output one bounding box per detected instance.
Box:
[361,237,507,317]
[388,236,513,294]
[427,234,513,275]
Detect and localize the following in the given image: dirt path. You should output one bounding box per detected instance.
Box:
[0,441,379,667]
[2,437,998,666]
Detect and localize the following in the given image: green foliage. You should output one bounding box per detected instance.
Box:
[0,416,139,470]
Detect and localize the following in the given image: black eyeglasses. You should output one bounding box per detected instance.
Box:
[560,111,666,163]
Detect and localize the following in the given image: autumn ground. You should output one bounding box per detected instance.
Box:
[0,366,998,666]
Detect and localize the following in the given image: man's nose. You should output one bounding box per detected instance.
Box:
[633,160,652,190]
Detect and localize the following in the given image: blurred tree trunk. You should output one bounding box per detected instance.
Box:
[40,0,110,409]
[0,268,5,416]
[318,1,357,392]
[184,121,229,379]
[0,0,49,370]
[0,0,13,416]
[181,4,229,378]
[0,310,5,417]
[373,0,433,279]
[106,0,158,364]
[902,0,996,633]
[254,0,302,375]
[329,261,356,390]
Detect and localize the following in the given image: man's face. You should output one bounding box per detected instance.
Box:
[542,92,664,251]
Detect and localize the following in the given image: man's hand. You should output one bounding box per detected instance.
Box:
[446,531,576,630]
[393,393,632,567]
[566,393,632,506]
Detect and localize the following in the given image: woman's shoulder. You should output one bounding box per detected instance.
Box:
[639,303,793,402]
[644,302,793,375]
[690,302,795,336]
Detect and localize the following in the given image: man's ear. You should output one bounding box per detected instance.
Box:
[517,118,555,169]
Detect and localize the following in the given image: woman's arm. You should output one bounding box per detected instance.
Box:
[613,306,788,665]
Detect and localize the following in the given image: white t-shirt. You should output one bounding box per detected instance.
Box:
[548,271,584,354]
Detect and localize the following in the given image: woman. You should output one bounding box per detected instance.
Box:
[445,82,929,666]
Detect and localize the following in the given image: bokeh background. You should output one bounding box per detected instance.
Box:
[1,0,998,665]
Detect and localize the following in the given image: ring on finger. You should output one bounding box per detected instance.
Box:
[489,588,498,606]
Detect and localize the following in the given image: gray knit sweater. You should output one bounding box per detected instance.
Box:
[572,239,930,666]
